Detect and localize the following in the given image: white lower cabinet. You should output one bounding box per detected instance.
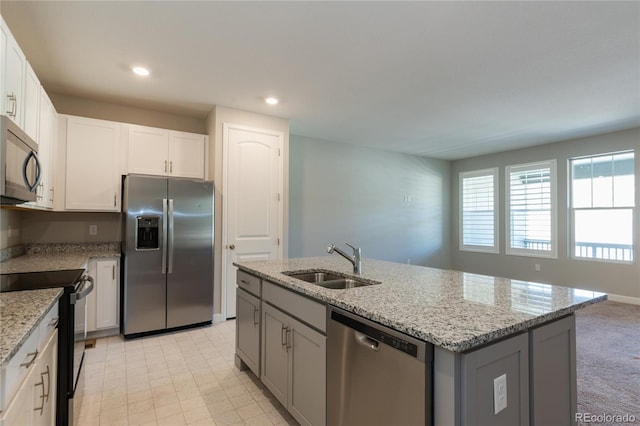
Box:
[87,258,120,333]
[1,328,57,426]
[261,302,326,426]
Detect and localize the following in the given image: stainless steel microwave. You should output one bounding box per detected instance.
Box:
[1,115,42,205]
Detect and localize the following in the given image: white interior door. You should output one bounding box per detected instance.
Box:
[223,124,283,318]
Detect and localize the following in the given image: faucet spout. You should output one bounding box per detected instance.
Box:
[327,242,362,275]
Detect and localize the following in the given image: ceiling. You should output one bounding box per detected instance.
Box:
[2,1,639,160]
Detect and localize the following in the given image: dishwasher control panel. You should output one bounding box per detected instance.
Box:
[331,309,419,357]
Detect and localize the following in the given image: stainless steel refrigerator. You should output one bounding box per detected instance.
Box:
[122,174,214,337]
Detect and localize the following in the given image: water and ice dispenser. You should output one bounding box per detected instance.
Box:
[135,216,159,250]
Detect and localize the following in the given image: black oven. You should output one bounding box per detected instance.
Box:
[0,269,94,426]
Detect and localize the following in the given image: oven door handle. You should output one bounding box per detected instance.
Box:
[71,275,94,304]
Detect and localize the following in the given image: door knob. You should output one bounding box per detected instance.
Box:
[229,244,236,250]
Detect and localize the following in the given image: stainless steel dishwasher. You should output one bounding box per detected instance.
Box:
[327,306,433,426]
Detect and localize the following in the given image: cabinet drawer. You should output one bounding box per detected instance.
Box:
[237,270,261,297]
[38,301,59,349]
[263,281,326,333]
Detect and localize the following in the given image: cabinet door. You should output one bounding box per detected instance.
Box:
[128,125,169,176]
[288,316,326,426]
[236,288,261,377]
[261,302,289,406]
[65,116,121,211]
[168,131,205,178]
[23,63,40,142]
[1,18,25,127]
[95,259,119,330]
[33,330,57,426]
[38,90,57,209]
[530,315,576,426]
[0,365,35,426]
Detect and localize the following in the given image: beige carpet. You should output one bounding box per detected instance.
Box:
[575,300,640,422]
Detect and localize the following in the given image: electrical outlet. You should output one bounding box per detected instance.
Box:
[535,264,541,272]
[89,225,98,236]
[494,374,507,414]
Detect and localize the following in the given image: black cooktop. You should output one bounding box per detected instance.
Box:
[0,269,85,293]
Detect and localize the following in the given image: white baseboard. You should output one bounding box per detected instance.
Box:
[212,313,226,324]
[606,293,640,305]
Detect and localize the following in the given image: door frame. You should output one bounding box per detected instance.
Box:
[221,122,284,319]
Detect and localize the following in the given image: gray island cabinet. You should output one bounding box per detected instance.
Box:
[234,257,606,426]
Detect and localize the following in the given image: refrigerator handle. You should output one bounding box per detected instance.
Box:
[168,199,175,274]
[162,198,168,274]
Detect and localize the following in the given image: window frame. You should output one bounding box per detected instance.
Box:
[569,150,635,264]
[505,159,558,258]
[459,167,499,254]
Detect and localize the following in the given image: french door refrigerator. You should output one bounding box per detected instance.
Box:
[122,174,214,338]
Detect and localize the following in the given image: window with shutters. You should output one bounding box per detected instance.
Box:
[506,160,557,258]
[570,151,634,262]
[460,168,498,253]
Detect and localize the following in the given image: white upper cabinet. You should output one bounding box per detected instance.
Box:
[65,116,121,211]
[1,17,26,130]
[127,125,169,176]
[23,62,40,142]
[37,90,57,209]
[128,124,206,179]
[168,131,206,178]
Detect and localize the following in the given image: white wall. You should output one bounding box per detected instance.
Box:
[451,127,640,300]
[289,135,451,269]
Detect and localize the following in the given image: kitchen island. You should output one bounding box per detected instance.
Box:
[234,257,606,426]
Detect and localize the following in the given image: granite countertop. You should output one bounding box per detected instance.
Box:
[0,242,120,274]
[234,257,607,352]
[0,288,63,367]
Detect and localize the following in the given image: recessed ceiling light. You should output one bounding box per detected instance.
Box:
[265,97,279,105]
[132,66,150,77]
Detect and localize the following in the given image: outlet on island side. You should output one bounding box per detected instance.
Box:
[493,373,507,414]
[535,263,541,272]
[89,224,98,236]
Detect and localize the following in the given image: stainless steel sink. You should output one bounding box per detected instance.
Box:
[283,270,379,289]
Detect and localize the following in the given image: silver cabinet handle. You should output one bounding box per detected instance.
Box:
[170,161,173,173]
[239,279,249,286]
[285,328,292,351]
[33,377,45,415]
[112,265,115,280]
[48,317,59,328]
[253,306,259,326]
[42,365,51,401]
[164,160,168,173]
[113,192,117,207]
[229,244,236,250]
[281,324,287,347]
[20,350,39,368]
[6,92,17,117]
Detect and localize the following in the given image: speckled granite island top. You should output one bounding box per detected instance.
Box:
[234,257,607,352]
[0,288,62,367]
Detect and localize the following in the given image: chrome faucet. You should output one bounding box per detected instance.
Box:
[327,242,362,275]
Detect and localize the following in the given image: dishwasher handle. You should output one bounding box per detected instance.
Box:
[354,331,379,351]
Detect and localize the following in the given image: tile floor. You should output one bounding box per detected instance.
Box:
[77,320,298,425]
